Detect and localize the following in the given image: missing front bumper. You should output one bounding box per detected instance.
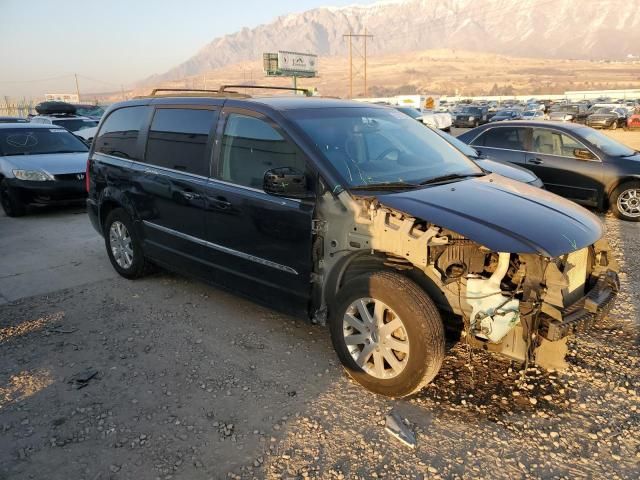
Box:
[540,270,619,341]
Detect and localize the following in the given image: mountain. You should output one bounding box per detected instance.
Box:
[143,0,640,85]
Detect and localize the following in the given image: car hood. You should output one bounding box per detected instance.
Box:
[376,174,603,257]
[6,152,88,175]
[474,158,538,184]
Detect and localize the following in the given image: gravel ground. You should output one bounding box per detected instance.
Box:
[0,210,638,480]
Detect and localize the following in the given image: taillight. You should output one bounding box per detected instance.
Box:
[85,158,90,192]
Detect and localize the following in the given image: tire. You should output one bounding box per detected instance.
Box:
[610,181,640,222]
[474,120,479,128]
[103,208,154,278]
[0,179,27,217]
[610,121,617,130]
[329,271,445,397]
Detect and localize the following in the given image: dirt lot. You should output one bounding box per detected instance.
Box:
[1,133,639,480]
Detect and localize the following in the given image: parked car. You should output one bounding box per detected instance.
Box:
[627,108,640,130]
[0,123,89,216]
[458,121,640,221]
[586,107,627,130]
[75,126,98,144]
[452,106,489,128]
[31,101,99,133]
[548,103,589,123]
[0,116,29,124]
[87,90,618,397]
[521,110,547,121]
[488,109,522,122]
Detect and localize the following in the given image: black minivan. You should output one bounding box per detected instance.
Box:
[87,88,618,398]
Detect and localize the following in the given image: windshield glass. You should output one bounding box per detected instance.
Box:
[430,127,479,158]
[395,107,422,120]
[593,108,613,114]
[0,128,88,156]
[290,107,482,188]
[74,106,105,118]
[577,127,635,157]
[460,107,481,115]
[52,118,98,132]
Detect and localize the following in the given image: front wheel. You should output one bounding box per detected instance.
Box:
[610,181,640,221]
[330,271,445,397]
[0,179,26,217]
[104,208,154,278]
[610,121,617,130]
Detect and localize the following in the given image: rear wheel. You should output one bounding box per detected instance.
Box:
[330,271,445,397]
[104,208,154,278]
[611,181,640,221]
[0,179,26,217]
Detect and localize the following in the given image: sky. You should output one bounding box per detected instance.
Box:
[0,0,377,98]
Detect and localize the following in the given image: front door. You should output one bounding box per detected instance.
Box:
[525,128,604,206]
[203,109,315,315]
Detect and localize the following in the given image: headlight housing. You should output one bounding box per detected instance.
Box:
[12,170,54,181]
[469,116,475,121]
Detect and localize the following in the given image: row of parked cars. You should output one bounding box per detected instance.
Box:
[0,87,629,399]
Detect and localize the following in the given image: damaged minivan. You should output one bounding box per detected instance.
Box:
[87,89,619,397]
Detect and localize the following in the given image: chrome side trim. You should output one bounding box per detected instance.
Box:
[142,221,298,275]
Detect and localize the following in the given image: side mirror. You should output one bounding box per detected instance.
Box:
[263,167,313,199]
[573,148,596,160]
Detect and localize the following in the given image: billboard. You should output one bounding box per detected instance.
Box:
[277,51,317,75]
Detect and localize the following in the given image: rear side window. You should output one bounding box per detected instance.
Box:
[473,127,527,150]
[145,108,217,176]
[94,106,149,160]
[219,114,307,189]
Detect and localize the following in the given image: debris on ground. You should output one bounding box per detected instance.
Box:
[385,411,417,449]
[66,368,98,389]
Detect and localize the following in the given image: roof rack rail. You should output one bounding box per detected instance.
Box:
[150,88,222,95]
[219,85,312,97]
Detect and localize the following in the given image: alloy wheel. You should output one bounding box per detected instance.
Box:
[109,221,134,268]
[617,188,640,218]
[342,297,410,379]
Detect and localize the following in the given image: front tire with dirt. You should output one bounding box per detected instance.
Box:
[330,271,445,397]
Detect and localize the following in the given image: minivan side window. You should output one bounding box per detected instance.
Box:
[94,106,150,160]
[145,108,217,176]
[219,114,307,189]
[472,127,527,151]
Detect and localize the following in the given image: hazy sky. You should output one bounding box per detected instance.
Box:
[0,0,377,98]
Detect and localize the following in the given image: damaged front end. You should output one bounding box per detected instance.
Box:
[317,188,620,371]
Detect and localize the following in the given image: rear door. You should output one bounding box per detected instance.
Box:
[469,126,530,166]
[524,127,604,205]
[130,105,219,264]
[202,108,315,315]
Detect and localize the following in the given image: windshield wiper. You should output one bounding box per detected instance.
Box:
[350,181,420,191]
[419,172,485,185]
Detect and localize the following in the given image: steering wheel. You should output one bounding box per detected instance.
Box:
[373,147,402,163]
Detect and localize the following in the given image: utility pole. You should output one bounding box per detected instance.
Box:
[74,74,81,101]
[343,31,374,98]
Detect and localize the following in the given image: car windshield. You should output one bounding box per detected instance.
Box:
[289,107,482,188]
[522,111,535,116]
[0,128,88,156]
[52,118,98,132]
[395,107,422,120]
[576,127,635,157]
[593,108,613,114]
[74,106,105,118]
[430,127,479,158]
[460,107,481,114]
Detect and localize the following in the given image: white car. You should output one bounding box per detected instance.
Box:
[75,126,98,144]
[31,114,98,133]
[420,110,452,131]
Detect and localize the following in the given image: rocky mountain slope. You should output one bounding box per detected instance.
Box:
[143,0,640,85]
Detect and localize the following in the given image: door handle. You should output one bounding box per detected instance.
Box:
[528,158,544,165]
[181,191,201,200]
[211,196,231,209]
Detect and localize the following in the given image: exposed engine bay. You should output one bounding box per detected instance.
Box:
[314,191,619,370]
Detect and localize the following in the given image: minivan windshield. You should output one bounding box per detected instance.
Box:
[0,128,88,156]
[290,106,483,188]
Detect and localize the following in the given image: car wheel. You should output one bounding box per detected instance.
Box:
[611,181,640,221]
[610,121,617,130]
[474,120,479,128]
[104,208,154,278]
[0,179,26,217]
[330,271,445,397]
